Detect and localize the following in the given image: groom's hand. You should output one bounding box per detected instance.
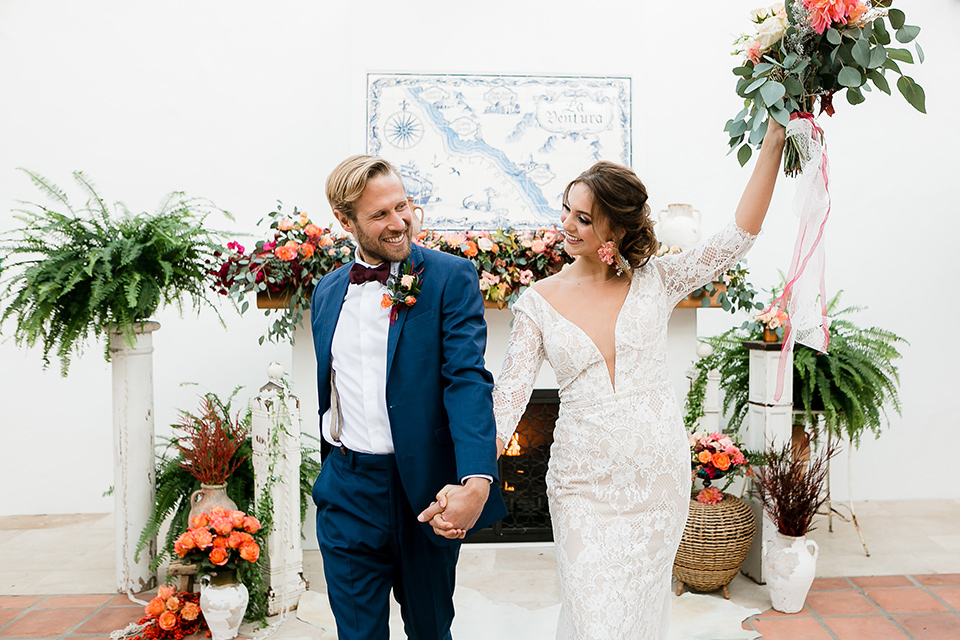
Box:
[418,478,490,539]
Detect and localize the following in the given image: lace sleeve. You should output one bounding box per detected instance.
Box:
[492,302,545,449]
[654,219,758,309]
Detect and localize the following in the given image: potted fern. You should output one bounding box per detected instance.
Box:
[0,169,231,590]
[685,291,906,447]
[0,169,229,373]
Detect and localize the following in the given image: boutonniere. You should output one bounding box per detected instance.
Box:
[381,260,423,324]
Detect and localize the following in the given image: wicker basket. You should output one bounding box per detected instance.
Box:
[673,493,756,598]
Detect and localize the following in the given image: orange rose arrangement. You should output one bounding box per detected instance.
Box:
[174,506,262,573]
[132,583,205,640]
[689,431,750,504]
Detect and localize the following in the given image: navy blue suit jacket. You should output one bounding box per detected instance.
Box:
[310,243,507,545]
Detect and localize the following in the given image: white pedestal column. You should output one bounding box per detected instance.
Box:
[740,340,793,584]
[109,321,160,593]
[252,363,308,616]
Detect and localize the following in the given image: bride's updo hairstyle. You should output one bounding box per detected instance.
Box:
[564,161,659,270]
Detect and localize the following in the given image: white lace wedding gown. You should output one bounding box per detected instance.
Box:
[493,220,757,640]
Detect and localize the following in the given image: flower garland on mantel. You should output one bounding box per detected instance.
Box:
[214,205,761,343]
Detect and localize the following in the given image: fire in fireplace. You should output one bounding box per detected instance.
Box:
[468,389,558,543]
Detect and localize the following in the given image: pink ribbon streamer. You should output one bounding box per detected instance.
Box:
[765,112,832,402]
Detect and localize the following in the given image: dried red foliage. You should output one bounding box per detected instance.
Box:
[750,440,839,537]
[175,394,248,485]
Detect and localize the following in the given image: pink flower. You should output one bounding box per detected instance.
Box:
[531,239,545,254]
[697,486,724,505]
[519,269,534,285]
[401,274,416,289]
[278,218,295,231]
[597,241,616,266]
[802,0,859,34]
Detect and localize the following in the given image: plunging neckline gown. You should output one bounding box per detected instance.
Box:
[493,220,757,639]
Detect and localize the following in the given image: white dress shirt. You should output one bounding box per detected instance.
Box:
[321,254,493,483]
[322,255,396,454]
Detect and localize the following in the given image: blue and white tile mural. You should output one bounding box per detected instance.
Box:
[367,74,632,230]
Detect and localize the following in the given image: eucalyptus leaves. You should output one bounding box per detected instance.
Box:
[726,0,925,174]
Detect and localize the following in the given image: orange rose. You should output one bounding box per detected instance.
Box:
[192,528,213,549]
[697,450,712,465]
[463,240,478,257]
[238,532,254,545]
[275,243,299,261]
[278,218,294,231]
[299,243,316,259]
[175,531,196,551]
[209,546,230,566]
[713,452,731,471]
[181,602,200,621]
[227,531,244,549]
[381,294,393,309]
[304,224,321,237]
[189,513,209,529]
[243,516,262,534]
[157,584,176,600]
[165,596,181,611]
[404,296,416,306]
[212,517,233,536]
[240,541,261,563]
[158,611,178,630]
[145,596,166,617]
[212,536,228,549]
[319,235,334,247]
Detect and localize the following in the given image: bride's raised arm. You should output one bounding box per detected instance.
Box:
[492,304,545,456]
[735,119,786,235]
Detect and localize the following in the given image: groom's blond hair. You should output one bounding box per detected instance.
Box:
[325,155,401,221]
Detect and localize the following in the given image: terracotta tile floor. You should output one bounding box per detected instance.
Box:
[1,576,958,639]
[0,592,251,639]
[742,574,960,640]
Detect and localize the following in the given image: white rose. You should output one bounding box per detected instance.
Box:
[755,13,787,51]
[477,237,494,252]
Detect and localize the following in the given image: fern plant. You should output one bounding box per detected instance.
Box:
[686,291,906,446]
[0,169,229,374]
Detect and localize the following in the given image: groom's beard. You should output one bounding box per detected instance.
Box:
[354,222,413,265]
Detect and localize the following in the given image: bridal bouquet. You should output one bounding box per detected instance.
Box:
[689,431,750,504]
[725,0,925,175]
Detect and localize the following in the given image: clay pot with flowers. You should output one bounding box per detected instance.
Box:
[673,431,755,598]
[174,506,262,640]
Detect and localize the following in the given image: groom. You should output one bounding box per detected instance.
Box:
[310,155,507,640]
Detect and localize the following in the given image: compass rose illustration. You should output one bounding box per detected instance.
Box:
[385,109,424,149]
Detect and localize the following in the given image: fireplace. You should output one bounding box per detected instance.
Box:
[468,389,558,543]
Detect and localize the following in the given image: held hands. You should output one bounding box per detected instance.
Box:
[417,477,490,540]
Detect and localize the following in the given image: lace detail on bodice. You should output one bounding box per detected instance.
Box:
[491,219,757,639]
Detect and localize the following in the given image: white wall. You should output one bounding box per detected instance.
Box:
[1,0,956,515]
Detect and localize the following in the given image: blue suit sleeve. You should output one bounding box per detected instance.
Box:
[438,260,499,482]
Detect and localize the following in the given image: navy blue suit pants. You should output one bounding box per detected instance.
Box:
[313,448,459,640]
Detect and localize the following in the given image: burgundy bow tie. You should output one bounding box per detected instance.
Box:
[349,261,390,286]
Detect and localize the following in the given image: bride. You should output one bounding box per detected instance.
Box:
[426,120,784,639]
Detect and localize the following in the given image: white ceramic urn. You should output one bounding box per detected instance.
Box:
[657,203,702,251]
[200,578,249,640]
[763,532,819,613]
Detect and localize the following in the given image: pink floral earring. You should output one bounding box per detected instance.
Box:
[598,241,625,276]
